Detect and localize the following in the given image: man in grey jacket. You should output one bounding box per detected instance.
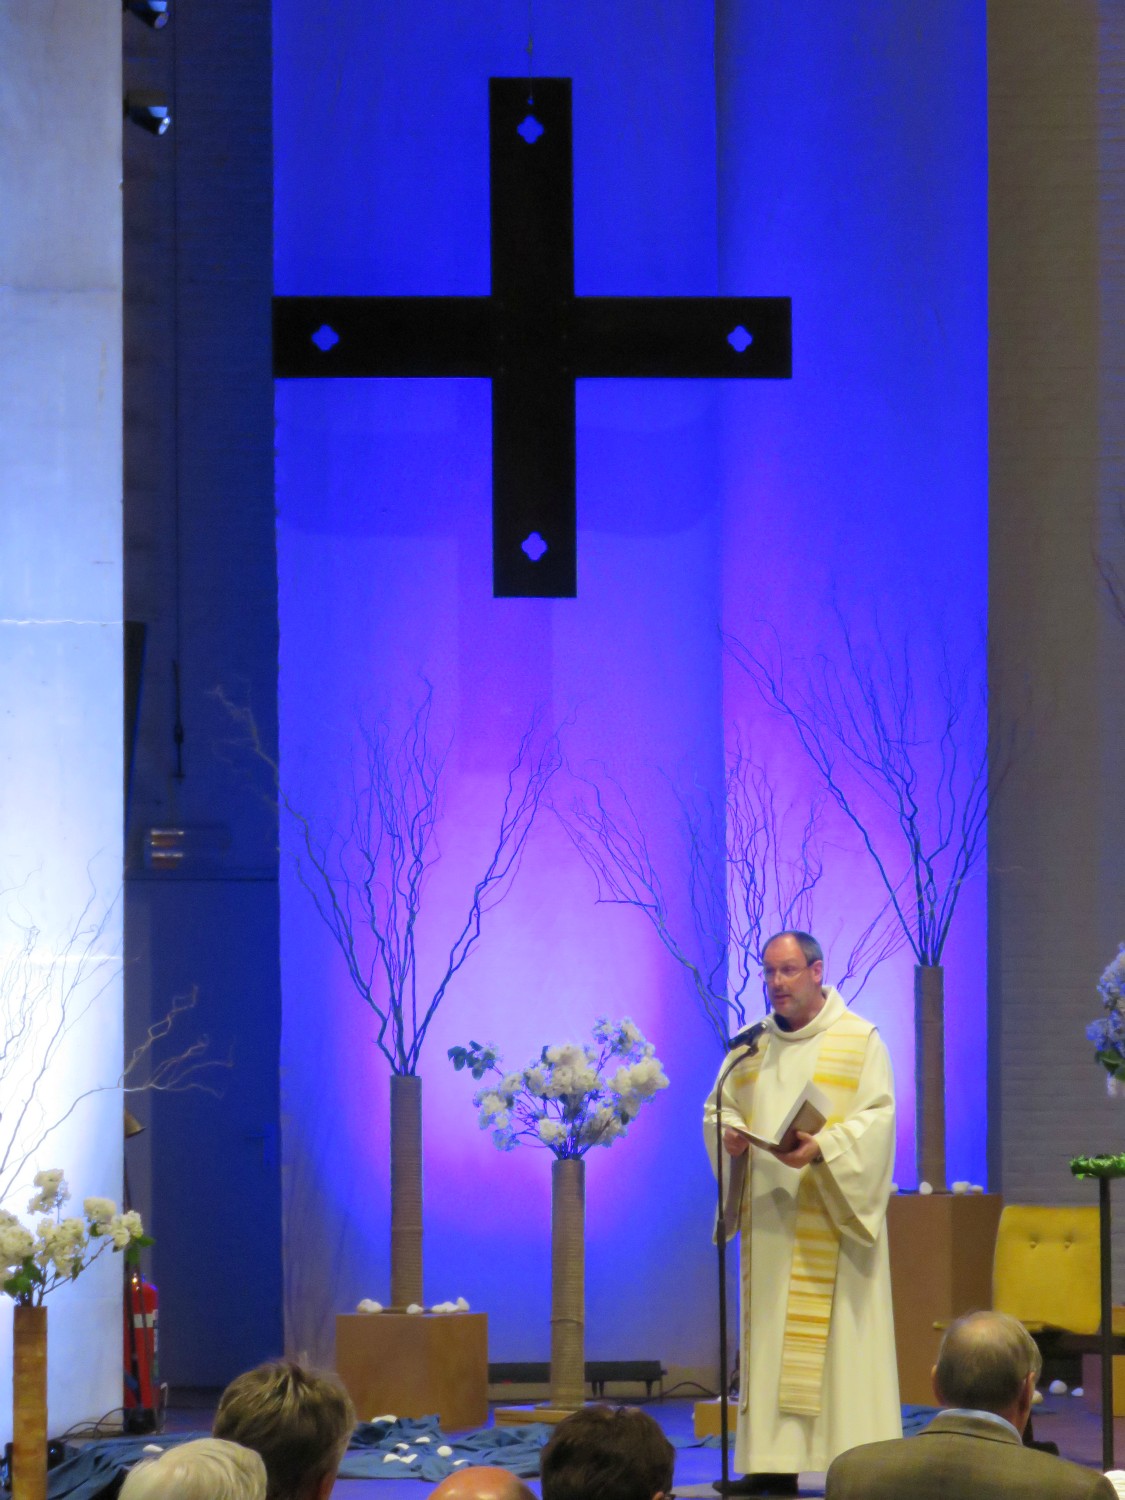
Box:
[826,1310,1116,1500]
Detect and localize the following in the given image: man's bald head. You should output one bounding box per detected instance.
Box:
[429,1465,536,1500]
[933,1310,1043,1415]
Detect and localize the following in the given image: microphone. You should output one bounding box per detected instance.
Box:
[727,1019,767,1055]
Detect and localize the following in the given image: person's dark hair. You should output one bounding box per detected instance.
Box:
[762,931,824,969]
[213,1361,356,1500]
[540,1404,674,1500]
[934,1310,1042,1412]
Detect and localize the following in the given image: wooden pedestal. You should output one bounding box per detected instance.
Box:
[1081,1352,1125,1416]
[693,1398,734,1438]
[1082,1306,1125,1417]
[493,1403,582,1426]
[335,1312,488,1430]
[887,1192,1003,1403]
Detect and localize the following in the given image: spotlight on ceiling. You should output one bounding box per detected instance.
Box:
[123,0,170,27]
[124,90,172,136]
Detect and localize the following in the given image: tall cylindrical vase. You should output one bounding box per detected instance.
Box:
[549,1156,585,1412]
[12,1304,47,1500]
[390,1072,423,1309]
[915,964,946,1191]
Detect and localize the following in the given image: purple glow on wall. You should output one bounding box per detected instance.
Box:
[274,0,987,1370]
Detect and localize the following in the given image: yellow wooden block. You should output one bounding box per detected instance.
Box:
[335,1312,488,1431]
[493,1404,581,1426]
[1082,1346,1125,1418]
[693,1398,736,1438]
[886,1192,1003,1405]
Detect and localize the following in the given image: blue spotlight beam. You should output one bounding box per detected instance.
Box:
[273,78,792,598]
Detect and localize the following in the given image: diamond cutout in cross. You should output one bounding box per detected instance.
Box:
[311,324,340,352]
[521,532,548,561]
[517,114,545,144]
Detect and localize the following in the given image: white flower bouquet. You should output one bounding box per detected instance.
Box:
[0,1169,151,1307]
[1087,945,1125,1080]
[448,1017,669,1157]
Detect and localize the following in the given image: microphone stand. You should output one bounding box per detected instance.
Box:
[713,1024,765,1495]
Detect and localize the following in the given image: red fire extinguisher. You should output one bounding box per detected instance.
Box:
[124,1270,161,1432]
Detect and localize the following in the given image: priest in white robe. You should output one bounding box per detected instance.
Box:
[703,930,901,1495]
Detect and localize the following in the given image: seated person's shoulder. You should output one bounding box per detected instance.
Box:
[825,1437,912,1491]
[986,1442,1119,1499]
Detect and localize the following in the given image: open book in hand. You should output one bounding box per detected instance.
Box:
[735,1080,832,1155]
[715,1080,833,1241]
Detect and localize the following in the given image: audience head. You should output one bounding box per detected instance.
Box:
[540,1404,675,1500]
[933,1310,1043,1429]
[429,1465,537,1500]
[213,1360,356,1500]
[120,1437,266,1500]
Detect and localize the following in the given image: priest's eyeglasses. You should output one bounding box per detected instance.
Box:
[759,962,811,982]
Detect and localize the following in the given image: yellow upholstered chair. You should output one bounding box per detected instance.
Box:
[992,1204,1102,1336]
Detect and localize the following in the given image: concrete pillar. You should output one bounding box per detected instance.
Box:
[990,2,1125,1263]
[0,1,123,1439]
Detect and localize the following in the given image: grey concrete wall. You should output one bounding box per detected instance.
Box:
[990,2,1125,1275]
[123,0,281,1385]
[0,0,124,1438]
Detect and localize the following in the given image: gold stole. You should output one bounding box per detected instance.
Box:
[727,1013,870,1417]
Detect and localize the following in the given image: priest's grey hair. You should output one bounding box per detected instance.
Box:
[120,1438,266,1500]
[935,1310,1042,1412]
[762,930,824,969]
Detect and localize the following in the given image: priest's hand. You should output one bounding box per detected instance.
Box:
[723,1128,750,1157]
[772,1130,823,1169]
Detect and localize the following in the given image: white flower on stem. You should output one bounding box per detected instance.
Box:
[580,1106,625,1148]
[610,1056,669,1100]
[545,1043,586,1070]
[38,1217,89,1277]
[27,1169,68,1216]
[544,1064,598,1098]
[476,1091,508,1125]
[0,1222,36,1268]
[454,1018,667,1159]
[107,1214,135,1250]
[84,1197,116,1228]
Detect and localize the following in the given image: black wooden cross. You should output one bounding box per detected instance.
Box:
[274,79,792,598]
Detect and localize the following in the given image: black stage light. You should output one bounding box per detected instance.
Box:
[123,0,170,27]
[124,90,172,136]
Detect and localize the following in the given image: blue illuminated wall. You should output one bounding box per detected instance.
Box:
[274,0,987,1373]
